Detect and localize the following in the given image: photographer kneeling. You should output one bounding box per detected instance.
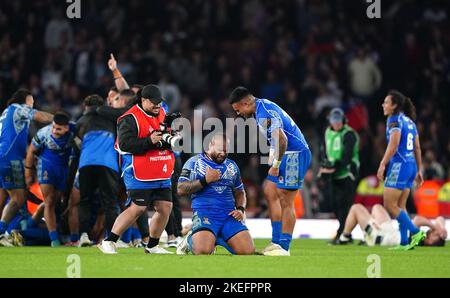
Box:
[319,108,360,245]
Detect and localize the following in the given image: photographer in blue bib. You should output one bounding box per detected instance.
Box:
[319,108,360,245]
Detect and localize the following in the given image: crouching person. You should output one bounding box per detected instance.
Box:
[176,134,255,255]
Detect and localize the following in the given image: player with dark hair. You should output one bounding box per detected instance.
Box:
[0,89,54,247]
[229,87,311,256]
[377,90,426,250]
[24,112,76,247]
[176,134,255,255]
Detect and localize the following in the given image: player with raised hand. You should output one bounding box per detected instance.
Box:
[108,53,130,93]
[229,87,311,256]
[0,89,53,247]
[377,90,426,250]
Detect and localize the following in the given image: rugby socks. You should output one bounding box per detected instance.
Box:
[0,221,8,235]
[398,222,409,246]
[105,232,120,243]
[396,209,420,237]
[147,237,159,249]
[271,221,282,244]
[215,237,236,255]
[121,227,132,244]
[279,233,292,251]
[49,231,59,242]
[70,233,79,242]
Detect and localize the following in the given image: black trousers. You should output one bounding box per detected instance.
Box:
[78,165,120,234]
[331,177,356,237]
[165,155,183,237]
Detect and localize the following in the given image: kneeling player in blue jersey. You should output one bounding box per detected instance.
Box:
[176,134,255,255]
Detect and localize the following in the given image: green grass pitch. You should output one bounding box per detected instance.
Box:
[1,239,449,278]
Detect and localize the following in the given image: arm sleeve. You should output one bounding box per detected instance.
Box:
[387,115,402,134]
[256,107,283,149]
[178,158,196,183]
[233,164,244,191]
[117,115,156,155]
[333,131,356,171]
[259,107,283,131]
[31,129,45,149]
[16,105,37,121]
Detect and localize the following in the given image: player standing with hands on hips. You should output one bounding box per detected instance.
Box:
[230,87,311,256]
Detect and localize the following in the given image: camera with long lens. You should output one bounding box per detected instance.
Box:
[155,112,183,149]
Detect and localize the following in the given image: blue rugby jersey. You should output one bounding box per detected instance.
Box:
[179,153,244,213]
[32,123,76,167]
[254,98,309,152]
[0,104,36,162]
[386,113,417,163]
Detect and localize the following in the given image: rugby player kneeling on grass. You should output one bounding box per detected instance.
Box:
[176,134,255,255]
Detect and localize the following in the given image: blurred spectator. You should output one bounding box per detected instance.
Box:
[348,47,382,99]
[423,150,445,180]
[44,9,73,50]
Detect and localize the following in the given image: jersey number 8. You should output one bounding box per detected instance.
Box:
[407,133,414,151]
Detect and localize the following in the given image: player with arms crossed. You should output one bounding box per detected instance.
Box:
[229,87,311,256]
[176,134,255,255]
[377,90,426,250]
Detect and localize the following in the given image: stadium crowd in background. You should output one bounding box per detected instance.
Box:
[0,0,449,220]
